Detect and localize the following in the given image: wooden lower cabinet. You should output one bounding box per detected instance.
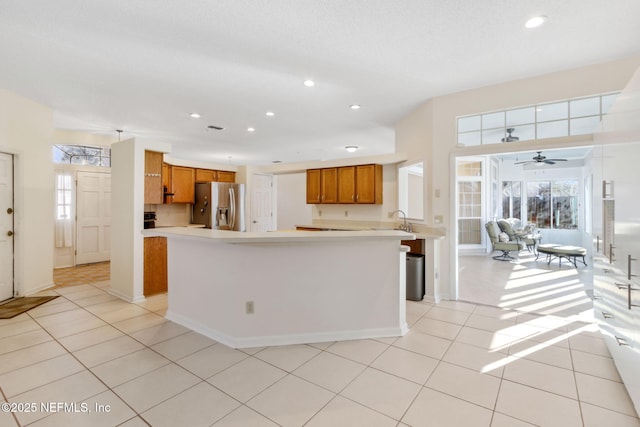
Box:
[144,237,167,296]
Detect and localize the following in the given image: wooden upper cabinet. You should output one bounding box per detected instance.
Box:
[170,166,195,204]
[308,164,382,204]
[321,168,338,203]
[195,168,216,182]
[337,166,356,203]
[216,170,235,183]
[355,164,382,204]
[195,168,236,183]
[306,169,321,204]
[144,151,164,204]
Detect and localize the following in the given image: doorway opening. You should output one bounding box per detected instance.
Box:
[453,146,595,321]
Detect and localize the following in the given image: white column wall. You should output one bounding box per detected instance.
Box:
[0,88,54,296]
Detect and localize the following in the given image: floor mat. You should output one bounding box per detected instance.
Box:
[0,296,59,319]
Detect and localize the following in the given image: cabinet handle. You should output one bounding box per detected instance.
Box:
[615,336,629,346]
[596,236,600,253]
[356,194,359,202]
[602,311,614,319]
[616,283,640,310]
[628,254,637,280]
[609,244,616,264]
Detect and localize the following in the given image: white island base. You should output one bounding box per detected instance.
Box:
[145,228,413,348]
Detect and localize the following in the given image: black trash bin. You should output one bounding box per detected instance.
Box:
[406,253,425,301]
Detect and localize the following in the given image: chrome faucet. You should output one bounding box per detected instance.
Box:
[390,210,411,232]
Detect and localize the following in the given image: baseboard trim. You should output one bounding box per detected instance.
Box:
[166,310,407,349]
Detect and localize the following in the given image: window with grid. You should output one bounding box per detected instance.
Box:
[457,92,619,146]
[457,160,483,245]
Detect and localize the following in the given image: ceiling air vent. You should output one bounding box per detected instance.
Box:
[207,125,225,131]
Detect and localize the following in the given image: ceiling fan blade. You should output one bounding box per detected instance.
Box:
[546,158,567,162]
[514,160,533,165]
[544,160,556,164]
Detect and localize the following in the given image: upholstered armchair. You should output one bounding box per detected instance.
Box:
[485,220,525,261]
[497,218,541,253]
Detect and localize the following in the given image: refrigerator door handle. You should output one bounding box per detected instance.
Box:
[229,187,236,230]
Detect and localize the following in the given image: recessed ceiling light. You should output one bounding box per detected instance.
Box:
[247,127,256,132]
[525,15,547,29]
[189,113,201,118]
[350,104,361,110]
[303,79,315,87]
[345,145,358,153]
[265,111,275,117]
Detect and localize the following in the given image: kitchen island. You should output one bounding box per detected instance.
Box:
[143,227,414,348]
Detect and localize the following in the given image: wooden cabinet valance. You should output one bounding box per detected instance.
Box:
[307,164,382,204]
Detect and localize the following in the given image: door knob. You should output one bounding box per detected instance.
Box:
[7,230,13,236]
[6,208,13,214]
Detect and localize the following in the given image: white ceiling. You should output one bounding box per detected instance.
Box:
[1,1,639,165]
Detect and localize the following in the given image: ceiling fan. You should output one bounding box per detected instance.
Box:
[501,128,519,142]
[514,151,568,165]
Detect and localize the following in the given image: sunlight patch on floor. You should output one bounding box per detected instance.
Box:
[505,268,578,289]
[481,322,596,373]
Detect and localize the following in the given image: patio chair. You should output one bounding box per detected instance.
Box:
[485,220,525,261]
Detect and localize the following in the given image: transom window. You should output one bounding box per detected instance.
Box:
[457,93,619,146]
[53,145,111,167]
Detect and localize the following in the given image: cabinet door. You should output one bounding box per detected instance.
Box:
[144,151,163,204]
[306,169,321,204]
[321,168,338,203]
[356,164,382,204]
[144,237,167,296]
[216,170,236,183]
[337,166,356,203]
[171,166,195,204]
[195,168,216,182]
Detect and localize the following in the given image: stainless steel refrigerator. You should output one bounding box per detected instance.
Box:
[193,182,246,231]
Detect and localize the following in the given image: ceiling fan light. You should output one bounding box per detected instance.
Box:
[345,145,358,153]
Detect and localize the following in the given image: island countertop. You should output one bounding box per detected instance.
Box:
[143,227,415,243]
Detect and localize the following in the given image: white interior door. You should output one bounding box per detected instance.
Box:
[0,153,14,301]
[76,172,111,264]
[251,174,273,232]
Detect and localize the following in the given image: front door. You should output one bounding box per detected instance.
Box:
[251,174,273,232]
[76,171,111,264]
[0,153,14,301]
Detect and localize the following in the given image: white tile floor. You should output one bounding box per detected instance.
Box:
[1,280,639,426]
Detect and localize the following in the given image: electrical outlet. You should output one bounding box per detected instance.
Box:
[318,210,322,216]
[246,301,254,314]
[434,215,443,224]
[344,210,348,217]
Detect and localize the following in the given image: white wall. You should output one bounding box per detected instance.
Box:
[396,55,640,300]
[276,173,312,230]
[0,89,54,296]
[110,138,171,302]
